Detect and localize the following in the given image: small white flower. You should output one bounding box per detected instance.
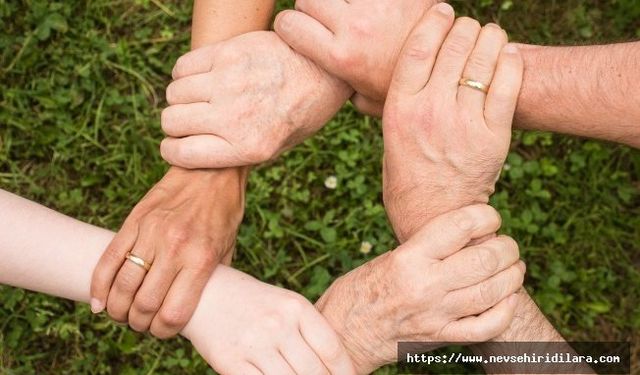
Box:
[359,241,373,254]
[503,163,511,171]
[324,176,338,189]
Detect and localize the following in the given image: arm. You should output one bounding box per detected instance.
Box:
[0,189,355,374]
[275,2,640,148]
[89,0,274,338]
[374,5,566,371]
[514,42,640,148]
[191,0,275,48]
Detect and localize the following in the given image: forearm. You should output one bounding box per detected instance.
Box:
[514,42,640,148]
[0,188,228,340]
[0,189,112,301]
[191,0,275,49]
[161,0,276,247]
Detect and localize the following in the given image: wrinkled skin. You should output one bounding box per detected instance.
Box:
[316,205,524,374]
[160,31,352,169]
[275,0,442,115]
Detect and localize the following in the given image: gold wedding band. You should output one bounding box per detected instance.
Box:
[125,252,152,271]
[459,78,489,94]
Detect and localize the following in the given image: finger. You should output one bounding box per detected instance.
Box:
[439,235,520,289]
[160,136,246,169]
[300,306,356,375]
[161,102,218,138]
[350,94,383,117]
[442,293,520,342]
[399,204,502,260]
[457,24,508,115]
[165,72,215,105]
[280,335,330,375]
[484,43,523,137]
[445,261,525,318]
[429,17,481,92]
[149,267,212,339]
[128,255,179,332]
[105,231,155,322]
[252,352,296,375]
[274,10,335,71]
[172,45,219,80]
[294,0,346,31]
[90,221,138,313]
[294,0,345,28]
[388,3,455,95]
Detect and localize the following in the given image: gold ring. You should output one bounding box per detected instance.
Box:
[125,252,152,271]
[459,78,489,94]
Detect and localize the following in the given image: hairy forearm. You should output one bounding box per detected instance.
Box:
[514,42,640,148]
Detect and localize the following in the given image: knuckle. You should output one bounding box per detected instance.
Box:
[443,35,472,56]
[114,272,140,294]
[473,204,501,230]
[158,306,190,329]
[475,245,499,275]
[165,225,190,248]
[329,47,353,69]
[403,37,436,61]
[511,263,526,288]
[466,53,495,73]
[450,209,476,233]
[103,245,125,265]
[172,143,194,165]
[478,278,501,307]
[196,249,218,270]
[499,235,520,257]
[390,247,412,273]
[106,302,127,323]
[128,319,148,333]
[281,294,308,316]
[261,313,288,333]
[134,295,163,314]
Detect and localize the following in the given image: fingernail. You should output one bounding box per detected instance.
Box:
[503,43,519,54]
[90,298,105,314]
[275,12,290,30]
[435,3,454,16]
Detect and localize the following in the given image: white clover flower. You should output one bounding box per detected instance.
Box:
[324,175,338,189]
[359,241,373,254]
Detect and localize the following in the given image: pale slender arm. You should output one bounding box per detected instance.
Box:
[515,42,640,148]
[0,187,216,339]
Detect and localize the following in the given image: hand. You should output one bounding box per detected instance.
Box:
[160,31,353,169]
[274,0,442,116]
[183,265,356,375]
[316,205,525,374]
[90,167,246,338]
[381,6,523,241]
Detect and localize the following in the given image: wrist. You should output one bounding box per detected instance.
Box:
[386,187,490,243]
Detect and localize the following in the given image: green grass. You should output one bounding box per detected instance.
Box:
[1,0,639,373]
